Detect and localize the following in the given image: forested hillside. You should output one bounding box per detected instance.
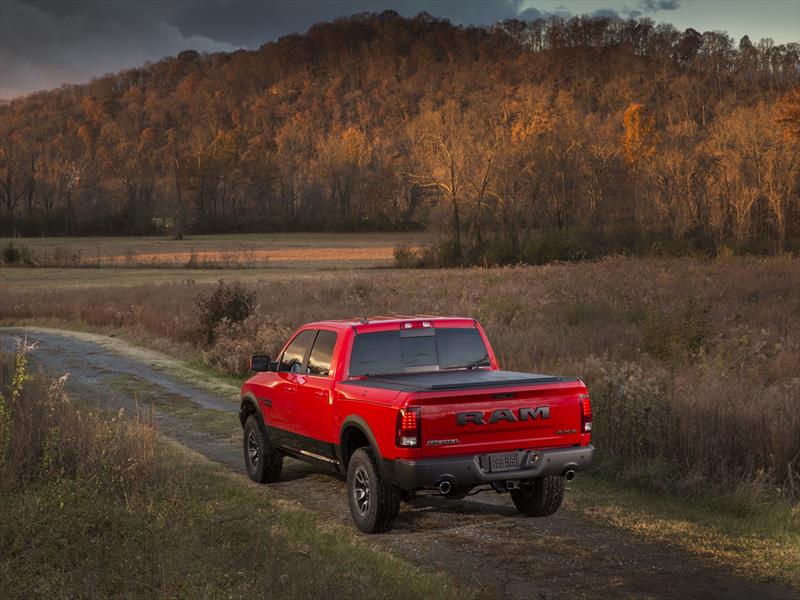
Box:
[1,11,799,263]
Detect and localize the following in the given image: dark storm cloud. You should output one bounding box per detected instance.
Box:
[0,0,679,100]
[638,0,681,11]
[591,8,624,18]
[1,0,559,99]
[598,0,681,20]
[0,0,236,99]
[168,1,548,48]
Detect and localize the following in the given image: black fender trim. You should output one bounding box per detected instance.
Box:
[240,392,267,428]
[338,415,388,479]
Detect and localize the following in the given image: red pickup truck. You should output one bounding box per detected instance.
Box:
[240,316,593,533]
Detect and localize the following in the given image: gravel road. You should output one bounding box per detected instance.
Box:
[2,328,796,600]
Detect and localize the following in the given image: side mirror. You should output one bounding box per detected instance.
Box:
[250,354,273,372]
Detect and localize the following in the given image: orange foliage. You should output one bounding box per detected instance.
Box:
[622,103,658,165]
[776,87,800,142]
[0,12,798,256]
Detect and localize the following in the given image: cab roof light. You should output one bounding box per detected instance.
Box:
[402,321,432,329]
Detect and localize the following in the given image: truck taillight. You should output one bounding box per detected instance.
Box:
[580,393,592,434]
[396,407,421,447]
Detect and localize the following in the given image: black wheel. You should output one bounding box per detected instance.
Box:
[510,475,565,517]
[346,447,400,533]
[243,414,283,484]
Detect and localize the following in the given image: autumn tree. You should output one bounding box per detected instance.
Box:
[406,100,471,263]
[0,12,798,257]
[776,87,800,141]
[316,127,371,226]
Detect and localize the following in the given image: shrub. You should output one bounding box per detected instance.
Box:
[202,318,295,375]
[642,297,710,362]
[195,280,256,344]
[202,335,252,375]
[716,244,735,259]
[2,242,20,265]
[393,245,422,268]
[431,239,463,267]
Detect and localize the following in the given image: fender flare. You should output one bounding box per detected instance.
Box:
[338,415,383,471]
[240,391,267,428]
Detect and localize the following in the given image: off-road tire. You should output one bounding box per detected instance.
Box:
[243,414,283,484]
[346,447,400,533]
[510,475,565,517]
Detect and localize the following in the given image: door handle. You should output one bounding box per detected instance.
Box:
[286,385,297,393]
[314,390,327,398]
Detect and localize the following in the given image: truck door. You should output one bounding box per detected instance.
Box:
[296,329,339,458]
[268,328,317,446]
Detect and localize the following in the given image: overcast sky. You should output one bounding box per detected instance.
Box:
[1,0,798,100]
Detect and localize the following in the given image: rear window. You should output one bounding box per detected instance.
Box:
[349,327,490,376]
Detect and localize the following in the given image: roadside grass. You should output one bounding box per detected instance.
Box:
[568,474,800,588]
[0,346,467,600]
[105,372,240,441]
[1,444,469,600]
[184,356,247,389]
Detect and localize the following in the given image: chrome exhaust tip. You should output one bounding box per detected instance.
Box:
[564,469,576,482]
[437,479,452,495]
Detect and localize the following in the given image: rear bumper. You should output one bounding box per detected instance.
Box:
[389,445,594,490]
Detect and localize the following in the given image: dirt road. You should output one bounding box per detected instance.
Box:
[2,328,796,600]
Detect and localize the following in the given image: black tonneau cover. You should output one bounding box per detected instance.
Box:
[345,369,567,392]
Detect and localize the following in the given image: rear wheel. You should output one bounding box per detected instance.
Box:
[510,475,565,517]
[346,447,400,533]
[243,414,283,484]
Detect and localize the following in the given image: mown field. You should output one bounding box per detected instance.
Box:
[2,237,799,589]
[0,232,425,269]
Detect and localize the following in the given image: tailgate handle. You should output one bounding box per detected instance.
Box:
[493,392,516,399]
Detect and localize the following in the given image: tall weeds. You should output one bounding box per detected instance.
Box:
[0,340,160,496]
[2,257,799,501]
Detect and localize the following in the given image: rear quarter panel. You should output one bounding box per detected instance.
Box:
[334,382,411,460]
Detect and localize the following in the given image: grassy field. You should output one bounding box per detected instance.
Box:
[2,236,799,589]
[0,266,320,289]
[0,232,425,269]
[4,254,799,496]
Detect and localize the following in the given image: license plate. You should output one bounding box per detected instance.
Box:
[488,452,520,472]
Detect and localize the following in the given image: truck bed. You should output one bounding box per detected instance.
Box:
[346,369,571,391]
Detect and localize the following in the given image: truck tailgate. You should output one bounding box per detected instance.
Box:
[416,379,585,457]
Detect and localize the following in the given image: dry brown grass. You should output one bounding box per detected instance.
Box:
[0,339,160,495]
[2,256,800,500]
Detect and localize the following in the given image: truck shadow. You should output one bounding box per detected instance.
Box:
[391,494,520,532]
[406,494,518,516]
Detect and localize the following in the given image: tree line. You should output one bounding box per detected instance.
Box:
[1,11,799,264]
